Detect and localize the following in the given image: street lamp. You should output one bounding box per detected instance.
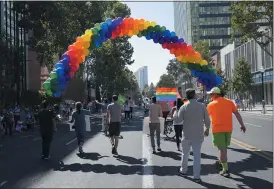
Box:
[259,66,266,114]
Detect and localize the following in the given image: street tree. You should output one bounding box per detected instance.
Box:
[232,57,253,98]
[144,83,155,98]
[230,1,273,57]
[193,40,213,65]
[156,74,176,88]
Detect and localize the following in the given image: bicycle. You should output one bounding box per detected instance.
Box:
[164,119,176,139]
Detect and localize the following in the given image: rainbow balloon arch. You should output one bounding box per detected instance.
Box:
[42,17,222,98]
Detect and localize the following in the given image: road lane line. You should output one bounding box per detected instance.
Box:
[142,134,154,188]
[245,123,263,128]
[0,181,7,187]
[231,138,273,162]
[66,138,77,145]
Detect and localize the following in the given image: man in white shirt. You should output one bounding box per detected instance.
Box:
[149,96,163,154]
[177,88,210,183]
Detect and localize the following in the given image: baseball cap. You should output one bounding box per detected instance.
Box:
[207,87,221,94]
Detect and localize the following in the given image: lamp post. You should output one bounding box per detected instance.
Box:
[259,66,266,114]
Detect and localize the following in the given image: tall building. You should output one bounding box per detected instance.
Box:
[0,1,40,103]
[174,1,237,54]
[134,66,148,91]
[220,30,273,105]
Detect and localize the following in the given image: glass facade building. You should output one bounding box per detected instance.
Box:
[174,1,237,54]
[0,1,28,103]
[221,30,273,104]
[134,66,148,91]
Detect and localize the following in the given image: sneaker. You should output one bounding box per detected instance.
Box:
[194,178,202,183]
[112,147,115,154]
[215,160,223,170]
[157,147,162,152]
[219,170,230,177]
[152,150,156,154]
[114,149,118,155]
[178,168,187,176]
[43,156,51,160]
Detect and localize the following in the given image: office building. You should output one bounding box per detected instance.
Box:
[174,1,235,54]
[134,66,148,91]
[220,30,273,104]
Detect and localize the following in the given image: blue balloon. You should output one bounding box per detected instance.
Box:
[56,67,64,76]
[164,30,170,37]
[171,36,178,43]
[65,74,71,81]
[55,63,64,69]
[191,70,196,77]
[61,53,69,60]
[158,37,165,44]
[106,18,112,25]
[153,38,159,43]
[117,17,123,24]
[170,31,176,37]
[216,76,223,85]
[178,38,184,43]
[145,35,151,40]
[53,91,62,98]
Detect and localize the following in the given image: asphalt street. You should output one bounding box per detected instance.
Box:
[0,109,272,188]
[232,111,273,154]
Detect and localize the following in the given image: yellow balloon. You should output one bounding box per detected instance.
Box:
[83,48,89,56]
[85,29,93,37]
[177,55,183,62]
[150,21,156,27]
[83,41,90,49]
[144,21,150,29]
[201,60,208,65]
[82,34,90,42]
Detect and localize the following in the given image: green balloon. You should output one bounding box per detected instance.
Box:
[147,26,154,32]
[46,90,52,96]
[137,32,142,38]
[160,26,166,32]
[50,71,57,79]
[50,84,58,93]
[50,78,58,85]
[142,30,147,36]
[92,28,98,35]
[42,81,51,90]
[95,23,101,30]
[154,25,161,32]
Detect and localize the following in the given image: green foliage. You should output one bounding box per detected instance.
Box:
[144,83,155,98]
[193,40,213,65]
[230,1,273,57]
[232,57,253,98]
[156,74,176,88]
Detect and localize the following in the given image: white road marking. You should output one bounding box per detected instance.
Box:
[245,123,263,128]
[66,138,77,145]
[0,181,7,187]
[142,134,154,188]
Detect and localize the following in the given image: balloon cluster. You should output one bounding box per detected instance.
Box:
[42,17,222,97]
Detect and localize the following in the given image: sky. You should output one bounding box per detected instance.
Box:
[122,2,175,85]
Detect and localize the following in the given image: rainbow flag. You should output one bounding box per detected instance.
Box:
[156,88,177,102]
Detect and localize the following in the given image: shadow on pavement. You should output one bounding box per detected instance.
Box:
[185,147,273,189]
[155,151,183,161]
[77,152,109,161]
[0,115,103,188]
[115,155,147,165]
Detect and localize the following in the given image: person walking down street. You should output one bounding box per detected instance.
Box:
[101,99,109,133]
[38,101,57,160]
[107,95,123,155]
[128,97,134,119]
[4,108,14,136]
[124,100,130,120]
[207,87,246,177]
[178,89,211,183]
[70,102,90,154]
[149,96,163,154]
[13,105,20,125]
[171,98,184,151]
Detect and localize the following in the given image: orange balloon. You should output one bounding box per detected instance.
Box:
[76,37,83,43]
[83,48,89,56]
[68,45,77,51]
[75,41,83,49]
[83,41,90,49]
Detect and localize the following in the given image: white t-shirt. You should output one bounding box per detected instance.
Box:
[129,100,134,107]
[124,104,130,111]
[173,109,183,125]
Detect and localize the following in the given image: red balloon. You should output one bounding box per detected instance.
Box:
[162,43,168,49]
[181,42,187,49]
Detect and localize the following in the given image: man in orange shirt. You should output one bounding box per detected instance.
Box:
[207,87,246,177]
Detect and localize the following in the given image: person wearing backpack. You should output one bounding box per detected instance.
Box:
[171,98,184,151]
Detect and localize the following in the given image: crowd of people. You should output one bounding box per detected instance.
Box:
[14,87,247,183]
